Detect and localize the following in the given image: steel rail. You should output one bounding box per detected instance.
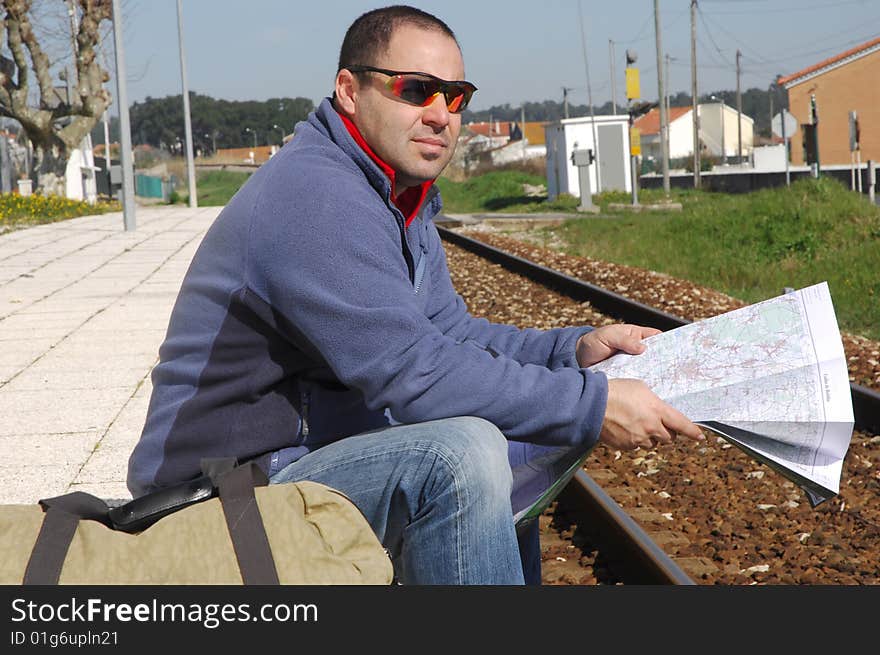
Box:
[437,224,880,435]
[563,470,696,585]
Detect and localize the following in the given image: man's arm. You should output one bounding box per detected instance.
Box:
[420,223,704,449]
[422,221,592,369]
[249,168,608,450]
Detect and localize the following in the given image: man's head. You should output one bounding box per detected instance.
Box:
[334,6,475,194]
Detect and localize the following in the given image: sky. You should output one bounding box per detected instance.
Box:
[112,0,880,114]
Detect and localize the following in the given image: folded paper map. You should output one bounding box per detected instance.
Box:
[511,282,853,530]
[589,281,854,506]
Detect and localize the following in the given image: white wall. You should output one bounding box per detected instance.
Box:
[491,142,546,165]
[699,103,754,159]
[64,146,98,204]
[668,109,695,159]
[752,144,788,171]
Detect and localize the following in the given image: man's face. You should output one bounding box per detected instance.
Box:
[338,24,465,193]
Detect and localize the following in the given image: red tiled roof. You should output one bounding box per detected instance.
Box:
[778,36,880,86]
[633,106,691,136]
[466,121,513,138]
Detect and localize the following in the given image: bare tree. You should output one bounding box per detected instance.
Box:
[0,0,113,192]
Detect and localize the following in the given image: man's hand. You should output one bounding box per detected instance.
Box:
[599,379,705,451]
[576,323,661,368]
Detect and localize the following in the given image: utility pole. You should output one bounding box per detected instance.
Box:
[609,40,618,114]
[736,49,743,165]
[177,0,197,208]
[665,53,672,168]
[562,87,572,119]
[654,0,670,194]
[690,0,700,187]
[578,0,601,192]
[111,0,135,230]
[664,54,671,120]
[521,104,527,163]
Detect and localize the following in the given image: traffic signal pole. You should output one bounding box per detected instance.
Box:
[811,94,820,177]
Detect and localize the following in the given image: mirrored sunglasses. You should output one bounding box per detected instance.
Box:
[346,65,477,113]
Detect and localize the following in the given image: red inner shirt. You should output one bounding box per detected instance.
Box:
[337,110,434,227]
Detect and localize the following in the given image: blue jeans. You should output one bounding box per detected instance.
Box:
[268,416,527,585]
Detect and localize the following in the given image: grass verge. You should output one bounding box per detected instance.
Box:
[194,170,253,206]
[526,177,880,340]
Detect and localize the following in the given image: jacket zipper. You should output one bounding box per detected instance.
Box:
[392,186,438,287]
[300,389,310,439]
[413,246,427,294]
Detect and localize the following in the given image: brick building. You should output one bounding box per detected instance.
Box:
[778,36,880,166]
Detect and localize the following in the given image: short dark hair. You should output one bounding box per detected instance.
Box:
[337,5,459,71]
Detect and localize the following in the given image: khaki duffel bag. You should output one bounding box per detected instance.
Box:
[0,462,393,585]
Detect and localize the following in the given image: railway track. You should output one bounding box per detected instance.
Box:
[437,223,880,586]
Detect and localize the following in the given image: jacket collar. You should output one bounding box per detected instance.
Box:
[309,98,438,227]
[335,111,433,228]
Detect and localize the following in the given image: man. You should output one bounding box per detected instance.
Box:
[128,5,703,585]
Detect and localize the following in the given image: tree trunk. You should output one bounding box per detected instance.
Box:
[1,1,113,195]
[31,136,70,197]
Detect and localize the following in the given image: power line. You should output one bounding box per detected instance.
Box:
[612,13,654,45]
[697,5,727,59]
[701,0,875,15]
[697,34,729,69]
[698,10,773,64]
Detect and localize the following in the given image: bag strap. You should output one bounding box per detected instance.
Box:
[23,465,279,586]
[216,462,280,585]
[23,492,112,585]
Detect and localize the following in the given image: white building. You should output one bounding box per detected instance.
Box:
[489,140,546,165]
[64,146,98,203]
[544,114,632,199]
[634,103,755,164]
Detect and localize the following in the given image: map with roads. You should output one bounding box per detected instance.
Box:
[589,282,854,505]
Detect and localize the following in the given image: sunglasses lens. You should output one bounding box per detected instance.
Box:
[388,75,472,113]
[390,76,435,106]
[444,85,471,113]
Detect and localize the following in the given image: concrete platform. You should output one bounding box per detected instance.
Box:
[0,205,222,504]
[438,212,577,230]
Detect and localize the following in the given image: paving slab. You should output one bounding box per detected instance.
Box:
[0,205,221,504]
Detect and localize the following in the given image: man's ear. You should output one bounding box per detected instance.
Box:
[335,69,358,115]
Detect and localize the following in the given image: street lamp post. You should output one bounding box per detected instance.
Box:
[176,0,197,208]
[111,0,136,230]
[245,128,257,150]
[273,124,285,146]
[244,128,257,164]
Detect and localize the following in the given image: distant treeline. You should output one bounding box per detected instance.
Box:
[90,84,790,150]
[92,93,314,152]
[461,86,790,138]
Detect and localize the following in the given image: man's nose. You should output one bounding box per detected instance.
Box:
[422,92,451,129]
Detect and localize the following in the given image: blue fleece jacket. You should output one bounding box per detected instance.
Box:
[127,98,609,498]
